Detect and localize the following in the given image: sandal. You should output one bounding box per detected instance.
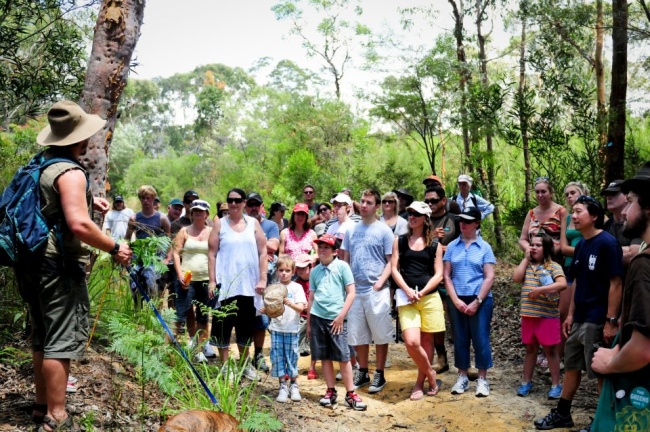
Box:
[31,403,47,424]
[38,414,77,431]
[426,379,442,396]
[409,389,424,401]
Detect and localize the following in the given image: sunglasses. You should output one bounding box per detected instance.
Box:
[381,200,396,204]
[303,190,314,195]
[407,212,425,218]
[226,197,244,204]
[318,207,329,213]
[424,198,441,205]
[246,201,262,208]
[535,176,550,183]
[576,195,602,207]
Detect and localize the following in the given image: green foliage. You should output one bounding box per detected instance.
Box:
[129,236,172,275]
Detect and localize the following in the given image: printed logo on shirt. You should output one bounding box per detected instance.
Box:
[588,254,597,271]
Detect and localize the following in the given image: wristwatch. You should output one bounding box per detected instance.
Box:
[476,297,483,305]
[607,317,619,325]
[108,242,120,255]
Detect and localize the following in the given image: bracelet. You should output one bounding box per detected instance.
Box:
[108,242,120,255]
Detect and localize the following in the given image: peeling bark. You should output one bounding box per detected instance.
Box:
[78,0,146,198]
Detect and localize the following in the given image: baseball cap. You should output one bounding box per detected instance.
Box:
[315,233,339,248]
[600,179,625,196]
[330,193,352,206]
[246,192,263,204]
[458,174,473,185]
[169,198,183,206]
[114,195,124,202]
[153,197,160,204]
[190,199,211,212]
[295,254,313,268]
[183,190,199,201]
[293,203,309,214]
[423,175,443,187]
[270,202,286,212]
[458,207,481,222]
[406,201,432,217]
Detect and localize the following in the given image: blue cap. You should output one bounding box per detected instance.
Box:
[170,198,183,206]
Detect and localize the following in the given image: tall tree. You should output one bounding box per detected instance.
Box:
[518,0,532,206]
[78,0,146,197]
[606,0,628,182]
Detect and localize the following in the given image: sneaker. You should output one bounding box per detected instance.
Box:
[451,374,470,394]
[242,365,261,381]
[368,371,386,393]
[319,389,337,407]
[289,383,301,401]
[68,375,78,384]
[307,369,318,380]
[195,352,208,363]
[517,382,534,397]
[66,380,77,393]
[534,408,574,430]
[204,342,217,358]
[344,392,367,411]
[255,353,270,373]
[186,338,196,350]
[353,369,370,390]
[385,357,392,368]
[335,371,342,380]
[276,383,289,403]
[476,377,490,397]
[548,384,562,400]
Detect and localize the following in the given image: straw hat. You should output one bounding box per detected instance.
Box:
[37,101,106,147]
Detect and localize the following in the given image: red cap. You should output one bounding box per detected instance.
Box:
[293,203,309,214]
[314,233,337,247]
[423,175,443,187]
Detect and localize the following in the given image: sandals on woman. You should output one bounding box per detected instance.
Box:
[37,414,77,431]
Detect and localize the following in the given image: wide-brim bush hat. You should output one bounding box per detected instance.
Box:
[263,283,288,318]
[37,101,106,147]
[621,162,650,194]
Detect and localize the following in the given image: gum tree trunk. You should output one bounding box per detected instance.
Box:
[78,0,147,198]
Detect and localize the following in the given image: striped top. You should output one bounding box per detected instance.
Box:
[520,261,564,318]
[443,235,496,297]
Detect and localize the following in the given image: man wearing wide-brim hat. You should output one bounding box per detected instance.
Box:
[20,101,132,430]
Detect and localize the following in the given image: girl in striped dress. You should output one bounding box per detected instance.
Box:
[513,232,567,398]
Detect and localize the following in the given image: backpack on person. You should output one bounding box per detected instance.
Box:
[451,193,478,208]
[0,151,81,267]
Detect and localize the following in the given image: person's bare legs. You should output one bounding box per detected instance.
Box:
[339,360,354,391]
[355,344,369,368]
[375,344,388,370]
[196,323,208,345]
[560,369,581,400]
[32,351,47,417]
[403,328,437,395]
[543,345,561,386]
[322,360,336,388]
[523,341,539,383]
[41,358,69,424]
[218,347,229,363]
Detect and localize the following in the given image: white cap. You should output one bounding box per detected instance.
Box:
[330,193,352,206]
[458,174,473,185]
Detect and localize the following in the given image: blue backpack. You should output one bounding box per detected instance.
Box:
[0,151,81,267]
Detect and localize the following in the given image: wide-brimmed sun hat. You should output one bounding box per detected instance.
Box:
[263,283,288,319]
[37,101,106,147]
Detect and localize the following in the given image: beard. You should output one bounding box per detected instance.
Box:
[623,209,648,239]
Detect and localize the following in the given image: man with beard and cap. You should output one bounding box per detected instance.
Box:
[600,179,641,266]
[590,163,650,432]
[245,192,280,374]
[15,101,132,430]
[102,195,135,240]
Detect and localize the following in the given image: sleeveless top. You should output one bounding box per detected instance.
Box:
[216,215,259,301]
[284,228,315,260]
[527,207,562,244]
[40,159,93,262]
[180,233,210,282]
[397,234,437,290]
[564,215,583,267]
[135,211,164,239]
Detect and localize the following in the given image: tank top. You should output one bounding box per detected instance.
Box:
[527,207,562,244]
[180,233,210,281]
[398,235,436,290]
[564,214,583,267]
[284,228,315,260]
[135,211,164,239]
[216,215,259,301]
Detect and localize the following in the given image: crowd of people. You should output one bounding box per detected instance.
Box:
[14,101,650,430]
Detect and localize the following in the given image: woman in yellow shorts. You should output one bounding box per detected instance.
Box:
[391,201,444,400]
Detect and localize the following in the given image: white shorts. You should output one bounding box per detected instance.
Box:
[348,288,394,346]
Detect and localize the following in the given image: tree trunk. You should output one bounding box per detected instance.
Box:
[449,0,472,172]
[606,0,628,182]
[595,0,608,176]
[519,13,531,207]
[78,0,147,198]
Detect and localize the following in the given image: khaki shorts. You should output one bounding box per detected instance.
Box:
[398,290,446,333]
[348,288,395,346]
[19,257,89,359]
[564,321,604,379]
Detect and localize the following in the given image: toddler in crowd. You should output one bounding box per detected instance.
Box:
[261,255,308,403]
[513,232,567,398]
[308,234,366,410]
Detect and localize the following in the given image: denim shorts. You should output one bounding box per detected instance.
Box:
[175,280,215,324]
[309,314,350,362]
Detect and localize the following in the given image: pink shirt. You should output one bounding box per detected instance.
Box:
[284,229,315,260]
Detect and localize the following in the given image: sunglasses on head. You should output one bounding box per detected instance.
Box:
[227,197,244,204]
[535,176,550,183]
[576,195,602,207]
[381,200,395,204]
[424,198,441,205]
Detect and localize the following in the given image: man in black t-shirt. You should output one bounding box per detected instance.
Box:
[601,179,641,266]
[591,164,650,431]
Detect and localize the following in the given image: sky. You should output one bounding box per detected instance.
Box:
[131,0,512,99]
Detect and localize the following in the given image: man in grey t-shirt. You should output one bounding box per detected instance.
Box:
[342,189,394,394]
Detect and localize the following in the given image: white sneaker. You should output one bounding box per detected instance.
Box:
[336,363,357,381]
[68,375,78,384]
[451,374,470,394]
[187,338,196,350]
[335,371,342,380]
[204,342,216,358]
[277,383,289,403]
[195,352,208,363]
[289,383,301,401]
[66,380,77,393]
[385,357,392,368]
[476,377,490,397]
[243,365,261,381]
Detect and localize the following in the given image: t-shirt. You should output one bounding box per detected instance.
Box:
[326,218,356,240]
[570,231,623,324]
[268,281,307,333]
[103,208,134,240]
[520,261,565,318]
[309,258,354,320]
[430,212,460,246]
[341,220,394,294]
[260,217,280,240]
[618,252,650,382]
[604,219,642,248]
[380,215,408,236]
[293,276,310,318]
[171,215,191,236]
[443,236,496,297]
